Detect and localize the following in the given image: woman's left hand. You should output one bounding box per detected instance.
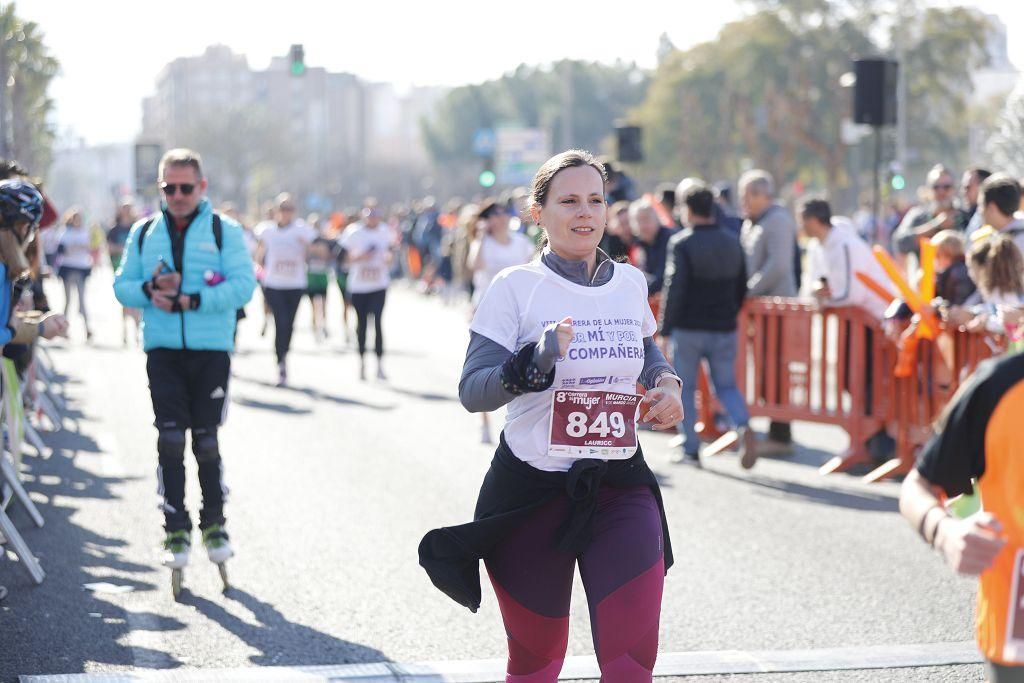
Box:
[640,384,683,431]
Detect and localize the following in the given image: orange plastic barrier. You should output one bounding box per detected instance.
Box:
[879,327,1003,482]
[738,299,896,474]
[694,298,1007,482]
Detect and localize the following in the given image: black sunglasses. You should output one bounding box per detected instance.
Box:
[160,182,196,196]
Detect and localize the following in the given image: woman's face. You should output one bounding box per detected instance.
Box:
[486,207,509,234]
[531,165,606,260]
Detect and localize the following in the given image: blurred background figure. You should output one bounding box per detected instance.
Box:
[107,198,140,345]
[467,197,536,444]
[56,207,94,341]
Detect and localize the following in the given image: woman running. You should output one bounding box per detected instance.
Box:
[420,150,682,682]
[256,193,317,386]
[468,198,536,444]
[305,215,334,343]
[332,219,353,346]
[56,207,94,340]
[107,199,140,345]
[340,203,394,380]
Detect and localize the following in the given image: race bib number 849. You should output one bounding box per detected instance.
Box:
[547,390,641,460]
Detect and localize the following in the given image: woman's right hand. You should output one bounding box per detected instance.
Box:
[555,317,573,357]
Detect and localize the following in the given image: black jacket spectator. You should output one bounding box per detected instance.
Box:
[660,223,747,333]
[638,226,674,296]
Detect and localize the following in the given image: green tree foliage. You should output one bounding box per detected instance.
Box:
[633,1,990,195]
[900,7,990,170]
[0,3,59,175]
[422,60,647,165]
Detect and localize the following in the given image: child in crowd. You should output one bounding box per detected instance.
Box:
[930,230,976,306]
[964,234,1024,335]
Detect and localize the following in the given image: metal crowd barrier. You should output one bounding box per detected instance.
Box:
[0,346,66,589]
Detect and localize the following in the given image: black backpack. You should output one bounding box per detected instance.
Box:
[137,213,223,255]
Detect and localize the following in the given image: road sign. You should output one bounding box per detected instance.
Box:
[472,128,496,157]
[495,127,549,187]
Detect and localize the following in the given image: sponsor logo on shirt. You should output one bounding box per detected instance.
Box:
[610,375,635,385]
[560,378,577,388]
[579,376,607,386]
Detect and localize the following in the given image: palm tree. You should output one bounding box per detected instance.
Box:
[0,3,59,173]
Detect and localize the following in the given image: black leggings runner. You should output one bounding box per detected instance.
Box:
[263,288,304,364]
[351,288,386,357]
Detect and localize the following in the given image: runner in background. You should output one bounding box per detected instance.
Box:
[256,193,317,386]
[252,203,276,338]
[56,207,94,341]
[467,197,536,444]
[108,198,139,345]
[341,202,394,380]
[330,212,353,346]
[305,214,334,343]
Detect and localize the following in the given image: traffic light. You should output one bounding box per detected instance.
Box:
[479,156,496,188]
[887,161,905,191]
[289,44,305,76]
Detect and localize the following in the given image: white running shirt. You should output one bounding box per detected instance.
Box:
[260,220,318,290]
[58,227,93,269]
[341,223,393,294]
[470,232,536,305]
[471,261,656,472]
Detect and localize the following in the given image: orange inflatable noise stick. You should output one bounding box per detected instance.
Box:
[855,271,895,304]
[871,246,939,337]
[919,237,936,303]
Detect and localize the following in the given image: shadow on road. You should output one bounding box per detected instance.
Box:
[231,374,396,412]
[2,396,185,678]
[701,467,899,512]
[183,588,390,667]
[386,385,458,403]
[231,396,312,415]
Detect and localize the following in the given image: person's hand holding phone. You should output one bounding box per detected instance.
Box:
[152,260,181,292]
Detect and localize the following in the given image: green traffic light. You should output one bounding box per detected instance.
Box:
[479,170,496,188]
[291,62,306,76]
[891,174,905,191]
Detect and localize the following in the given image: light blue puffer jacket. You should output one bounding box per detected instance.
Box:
[113,198,255,352]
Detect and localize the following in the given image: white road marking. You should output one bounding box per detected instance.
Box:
[20,640,982,681]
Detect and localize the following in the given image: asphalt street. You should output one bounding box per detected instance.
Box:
[0,268,984,681]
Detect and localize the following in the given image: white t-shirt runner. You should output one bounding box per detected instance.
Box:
[260,220,318,290]
[58,227,94,269]
[471,260,656,473]
[341,223,393,294]
[470,232,536,305]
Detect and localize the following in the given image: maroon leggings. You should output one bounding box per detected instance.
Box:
[485,485,665,682]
